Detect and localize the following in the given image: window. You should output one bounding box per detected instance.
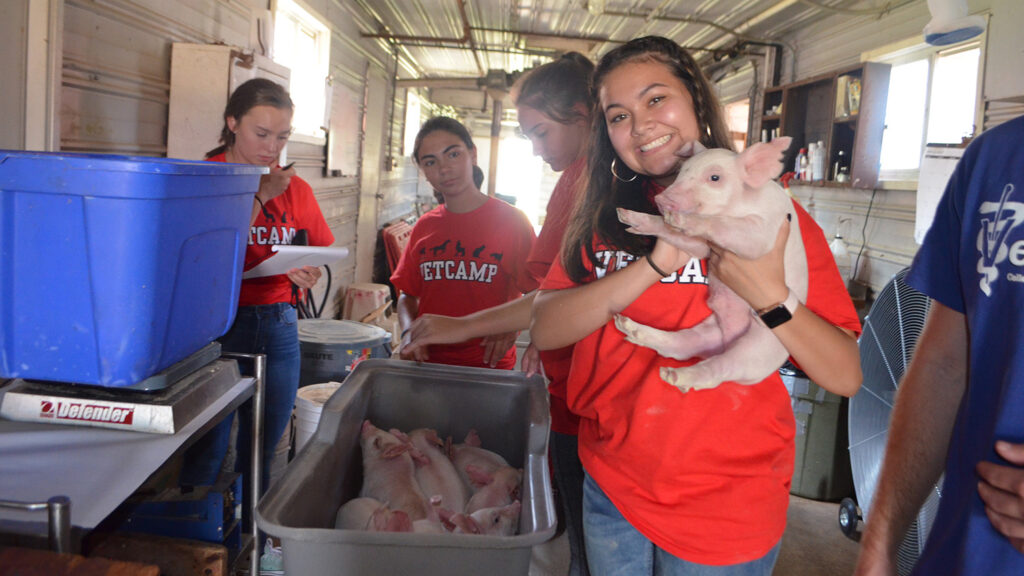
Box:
[403,90,422,158]
[723,99,750,152]
[273,0,330,140]
[874,39,981,181]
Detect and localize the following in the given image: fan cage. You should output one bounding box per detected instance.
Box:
[849,268,940,574]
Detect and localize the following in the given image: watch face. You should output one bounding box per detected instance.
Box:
[760,305,793,329]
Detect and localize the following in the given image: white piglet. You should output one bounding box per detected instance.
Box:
[334,497,413,532]
[358,420,435,521]
[465,465,522,514]
[615,137,808,393]
[446,429,510,490]
[402,427,470,514]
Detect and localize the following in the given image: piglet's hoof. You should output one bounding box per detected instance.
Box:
[662,367,721,394]
[661,367,693,393]
[614,314,643,343]
[616,208,661,235]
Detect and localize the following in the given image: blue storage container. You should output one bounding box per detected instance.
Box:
[0,150,267,387]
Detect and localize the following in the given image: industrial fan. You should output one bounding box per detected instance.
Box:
[839,268,942,576]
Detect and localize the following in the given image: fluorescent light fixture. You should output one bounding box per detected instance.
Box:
[924,0,985,46]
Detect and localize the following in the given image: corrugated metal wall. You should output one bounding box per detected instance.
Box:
[59,0,421,319]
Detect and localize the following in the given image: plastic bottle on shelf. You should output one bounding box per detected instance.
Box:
[811,140,826,181]
[795,147,808,179]
[806,143,817,180]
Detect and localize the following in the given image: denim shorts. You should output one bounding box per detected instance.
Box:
[582,472,781,576]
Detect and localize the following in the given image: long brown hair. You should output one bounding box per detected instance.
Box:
[561,36,733,283]
[513,52,594,125]
[205,78,294,159]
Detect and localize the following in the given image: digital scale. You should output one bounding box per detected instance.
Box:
[0,343,241,434]
[0,344,264,576]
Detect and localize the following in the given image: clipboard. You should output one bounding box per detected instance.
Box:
[242,245,350,278]
[916,144,964,244]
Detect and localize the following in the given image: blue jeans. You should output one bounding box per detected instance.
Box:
[551,431,591,576]
[180,303,300,508]
[583,473,781,576]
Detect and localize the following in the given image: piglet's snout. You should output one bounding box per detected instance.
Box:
[655,184,694,215]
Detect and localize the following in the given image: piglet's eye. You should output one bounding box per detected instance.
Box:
[710,174,720,182]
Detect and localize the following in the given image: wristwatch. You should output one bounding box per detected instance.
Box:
[757,290,800,329]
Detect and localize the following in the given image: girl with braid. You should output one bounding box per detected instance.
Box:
[531,37,862,575]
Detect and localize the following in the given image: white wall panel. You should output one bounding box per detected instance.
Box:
[985,0,1024,101]
[790,184,918,294]
[986,99,1024,130]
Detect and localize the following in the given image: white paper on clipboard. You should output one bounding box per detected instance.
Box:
[242,245,349,278]
[916,145,965,244]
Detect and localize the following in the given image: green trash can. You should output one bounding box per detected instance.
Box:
[780,364,854,501]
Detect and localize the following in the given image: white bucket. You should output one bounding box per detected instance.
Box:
[293,381,342,453]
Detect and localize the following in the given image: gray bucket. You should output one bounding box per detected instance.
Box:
[298,319,391,387]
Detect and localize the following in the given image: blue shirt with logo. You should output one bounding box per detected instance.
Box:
[907,114,1024,575]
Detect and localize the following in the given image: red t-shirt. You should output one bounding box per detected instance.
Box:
[391,197,538,369]
[527,158,585,435]
[208,153,335,307]
[541,198,861,564]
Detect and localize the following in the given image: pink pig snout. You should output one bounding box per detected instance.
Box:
[654,182,696,215]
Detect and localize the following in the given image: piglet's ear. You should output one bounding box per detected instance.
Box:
[738,136,792,188]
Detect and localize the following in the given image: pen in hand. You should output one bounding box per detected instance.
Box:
[281,161,296,170]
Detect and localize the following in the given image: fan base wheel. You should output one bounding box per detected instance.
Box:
[838,497,862,541]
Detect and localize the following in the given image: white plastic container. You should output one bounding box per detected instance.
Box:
[293,381,343,453]
[830,234,852,284]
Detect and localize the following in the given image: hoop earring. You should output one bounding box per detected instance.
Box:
[610,158,637,183]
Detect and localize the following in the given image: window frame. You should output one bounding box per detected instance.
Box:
[272,0,331,144]
[866,32,985,185]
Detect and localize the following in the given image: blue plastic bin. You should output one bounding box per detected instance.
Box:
[0,150,267,387]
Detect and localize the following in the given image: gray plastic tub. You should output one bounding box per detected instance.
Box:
[256,358,556,576]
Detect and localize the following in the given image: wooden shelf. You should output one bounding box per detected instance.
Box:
[752,62,891,189]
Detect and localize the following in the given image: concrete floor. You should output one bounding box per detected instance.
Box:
[774,495,860,576]
[529,494,861,576]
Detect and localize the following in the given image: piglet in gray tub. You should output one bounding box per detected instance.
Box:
[358,420,436,522]
[615,137,807,393]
